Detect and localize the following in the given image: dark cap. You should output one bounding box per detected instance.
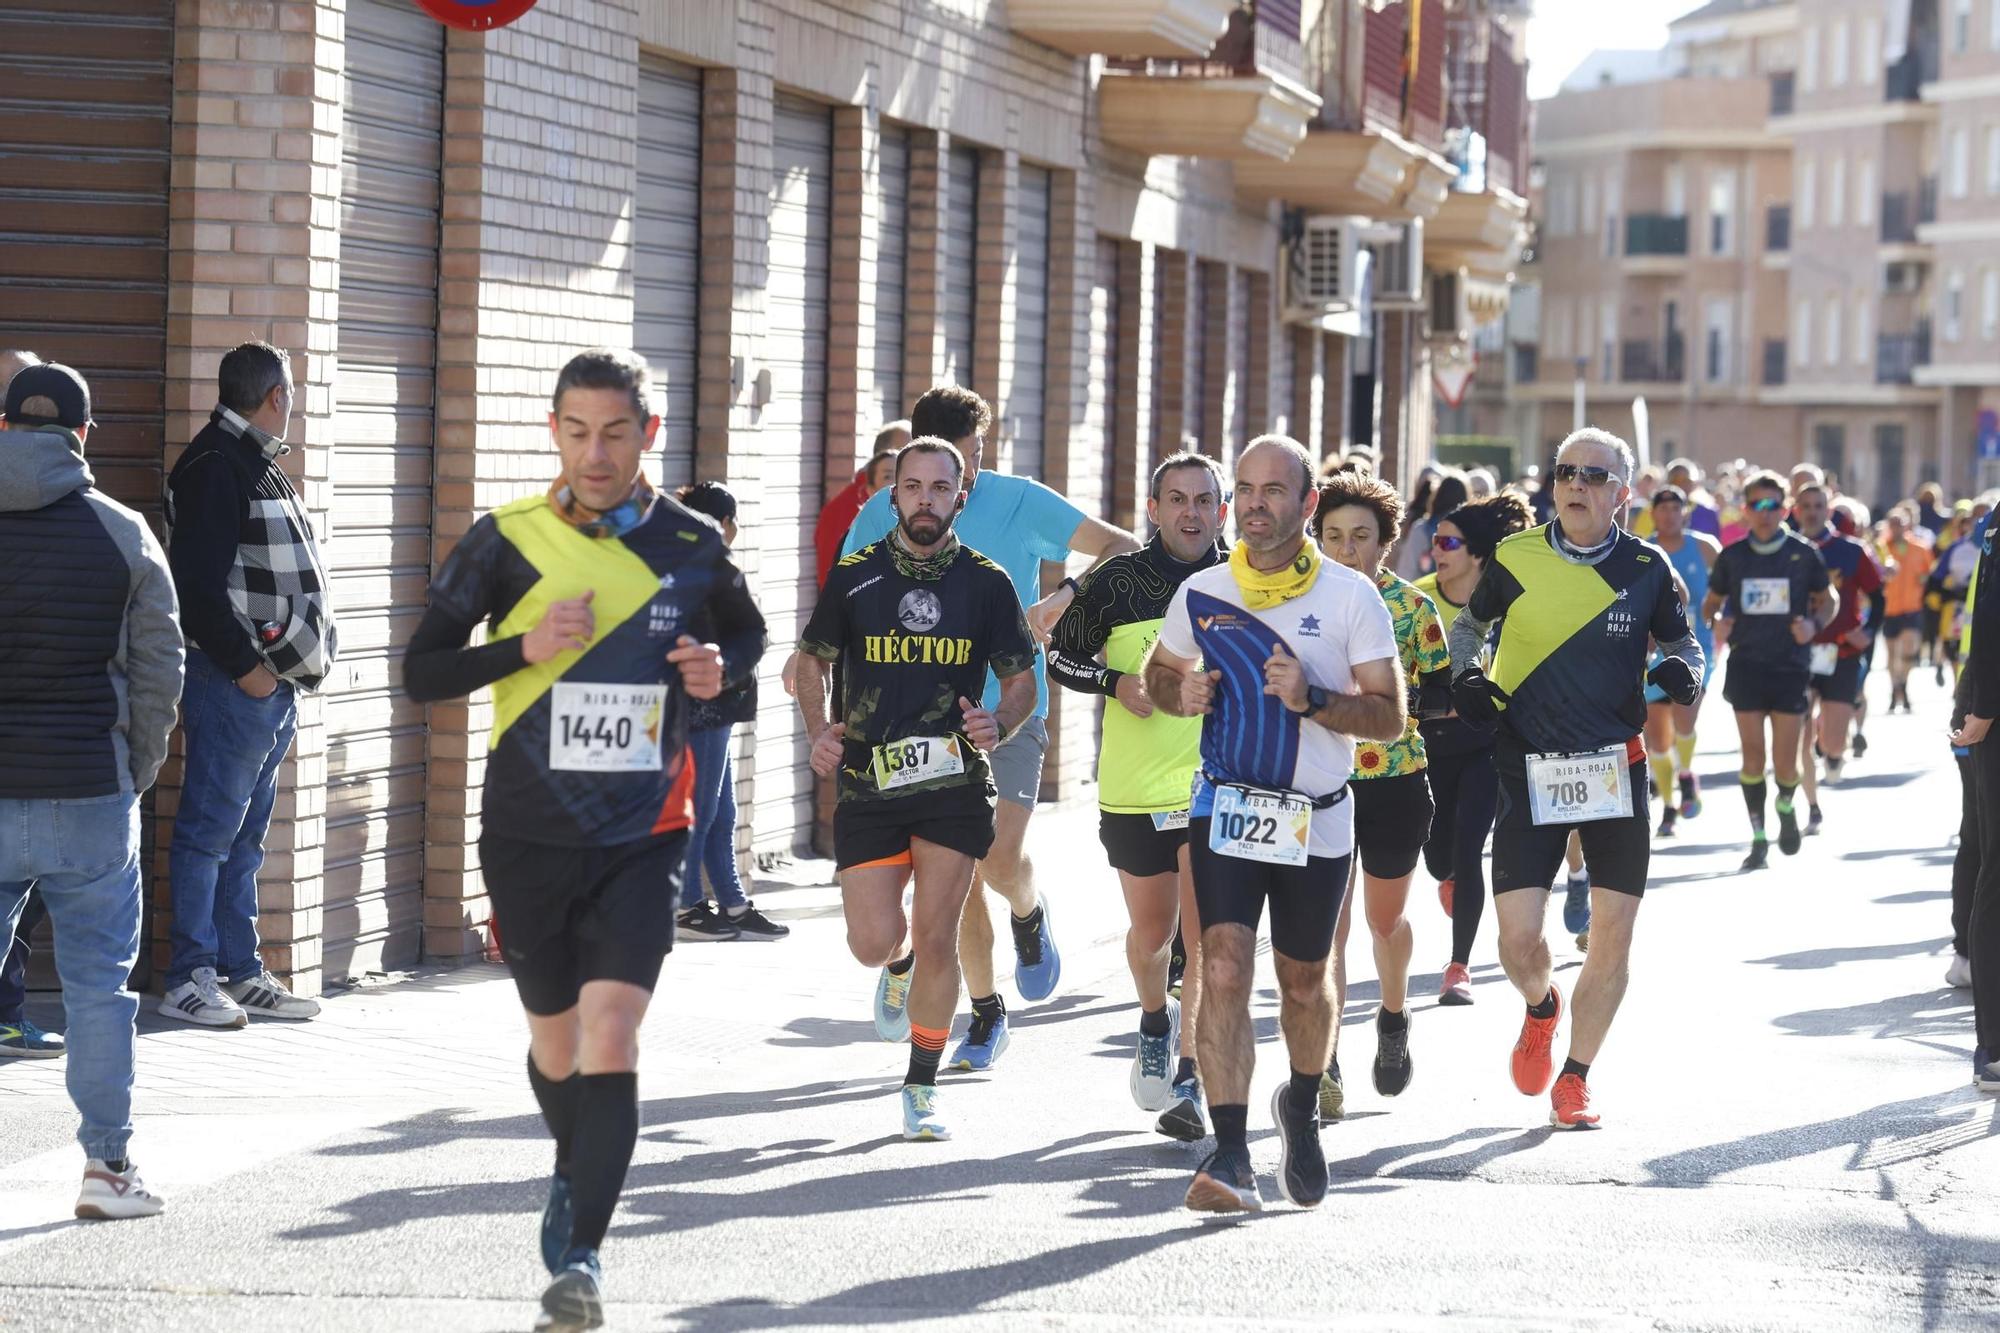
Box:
[3,362,91,430]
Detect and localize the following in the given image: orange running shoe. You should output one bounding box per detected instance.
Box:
[1510,985,1562,1095]
[1438,877,1455,917]
[1438,961,1473,1006]
[1549,1071,1600,1129]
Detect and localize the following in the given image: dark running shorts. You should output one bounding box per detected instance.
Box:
[834,782,997,870]
[1188,819,1350,963]
[1883,612,1922,638]
[481,829,689,1016]
[1492,756,1651,898]
[1099,810,1189,878]
[1809,653,1863,707]
[1349,770,1434,880]
[1723,656,1810,716]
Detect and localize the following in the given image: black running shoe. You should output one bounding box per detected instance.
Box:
[676,902,739,941]
[724,902,791,940]
[1656,808,1677,838]
[1371,1010,1413,1097]
[1777,805,1802,856]
[1185,1144,1262,1213]
[1852,730,1869,758]
[1269,1082,1327,1208]
[1804,805,1823,837]
[1740,841,1770,872]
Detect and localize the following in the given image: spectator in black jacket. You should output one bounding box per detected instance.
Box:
[160,341,334,1028]
[1952,515,1998,1093]
[0,361,183,1219]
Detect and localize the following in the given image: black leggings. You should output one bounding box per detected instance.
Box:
[1954,750,1979,957]
[1423,746,1498,967]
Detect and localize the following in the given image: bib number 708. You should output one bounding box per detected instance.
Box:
[1544,778,1592,808]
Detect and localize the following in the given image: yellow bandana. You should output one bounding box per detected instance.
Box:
[1228,538,1323,609]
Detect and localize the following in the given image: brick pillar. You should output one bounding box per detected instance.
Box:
[423,0,642,961]
[1295,328,1322,458]
[1246,271,1273,438]
[902,131,947,398]
[1155,249,1192,455]
[827,97,881,493]
[973,146,1018,470]
[1109,240,1151,533]
[1323,333,1350,459]
[1378,310,1412,491]
[158,0,344,994]
[1198,261,1230,461]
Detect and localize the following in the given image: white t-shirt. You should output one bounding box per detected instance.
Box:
[1157,557,1398,857]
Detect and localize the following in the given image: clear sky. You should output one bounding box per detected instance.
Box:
[1523,0,1703,99]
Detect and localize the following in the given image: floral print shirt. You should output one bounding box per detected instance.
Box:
[1352,567,1449,780]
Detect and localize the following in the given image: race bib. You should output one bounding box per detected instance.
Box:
[1150,809,1190,832]
[1809,642,1838,676]
[549,683,664,772]
[1207,784,1310,866]
[870,735,967,792]
[1525,747,1633,826]
[1740,578,1791,616]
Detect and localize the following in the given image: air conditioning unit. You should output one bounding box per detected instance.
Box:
[1285,216,1365,311]
[1367,218,1425,310]
[1884,261,1926,295]
[1427,268,1472,341]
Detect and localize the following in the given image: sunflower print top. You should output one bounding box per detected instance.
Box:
[1352,566,1449,780]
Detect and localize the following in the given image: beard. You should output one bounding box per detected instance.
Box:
[896,508,953,547]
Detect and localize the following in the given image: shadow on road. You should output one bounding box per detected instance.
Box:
[1749,938,1950,971]
[1772,988,1972,1042]
[1875,890,1952,905]
[1640,1087,1999,1188]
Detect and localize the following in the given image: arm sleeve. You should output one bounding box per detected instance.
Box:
[1154,579,1197,661]
[706,555,768,688]
[1649,563,1706,681]
[840,490,893,560]
[1045,565,1119,696]
[1020,480,1091,562]
[166,454,261,677]
[123,523,186,793]
[402,517,526,703]
[1450,560,1517,676]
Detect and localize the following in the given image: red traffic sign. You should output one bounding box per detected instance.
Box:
[416,0,539,30]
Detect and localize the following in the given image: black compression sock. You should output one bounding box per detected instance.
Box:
[970,993,1004,1022]
[1009,904,1043,942]
[1175,1056,1197,1086]
[1288,1068,1320,1115]
[1775,781,1799,815]
[567,1072,639,1252]
[1139,1005,1171,1037]
[1740,775,1768,834]
[526,1052,581,1174]
[1527,988,1558,1020]
[885,952,915,977]
[905,1039,943,1087]
[1212,1102,1248,1151]
[1377,1007,1408,1034]
[1562,1057,1591,1082]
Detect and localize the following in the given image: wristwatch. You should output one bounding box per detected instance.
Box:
[1291,684,1330,716]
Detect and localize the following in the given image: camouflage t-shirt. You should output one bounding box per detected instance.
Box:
[1353,567,1449,780]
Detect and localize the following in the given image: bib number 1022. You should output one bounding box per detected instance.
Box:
[1214,810,1278,846]
[559,713,634,751]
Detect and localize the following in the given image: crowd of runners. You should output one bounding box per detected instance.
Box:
[4,342,1996,1333]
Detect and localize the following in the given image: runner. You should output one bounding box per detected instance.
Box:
[1144,435,1403,1211]
[796,437,1038,1140]
[403,349,767,1332]
[1953,510,1997,1092]
[1702,471,1833,872]
[841,386,1138,1070]
[1877,506,1934,713]
[1446,428,1705,1129]
[1642,486,1719,839]
[1415,493,1534,1011]
[1047,451,1226,1141]
[1793,483,1882,832]
[1312,470,1451,1113]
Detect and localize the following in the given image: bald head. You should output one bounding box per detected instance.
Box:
[0,350,40,398]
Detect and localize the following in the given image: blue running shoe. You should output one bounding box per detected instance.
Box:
[1011,899,1061,1002]
[873,962,912,1043]
[0,1019,64,1059]
[1977,1047,2000,1094]
[901,1084,951,1140]
[539,1170,573,1276]
[536,1249,603,1331]
[949,1005,1010,1071]
[1130,998,1180,1112]
[1156,1076,1207,1142]
[1561,871,1591,936]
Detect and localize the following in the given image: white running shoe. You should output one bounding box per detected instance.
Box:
[158,967,247,1029]
[227,967,321,1020]
[1129,997,1180,1112]
[1946,954,1974,989]
[75,1160,165,1220]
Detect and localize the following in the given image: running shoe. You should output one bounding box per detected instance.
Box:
[722,902,790,940]
[1317,1066,1346,1121]
[949,1004,1010,1071]
[1510,986,1563,1096]
[1167,932,1186,1000]
[1561,872,1590,936]
[1011,899,1062,1002]
[0,1019,64,1058]
[1739,840,1770,872]
[1184,1145,1261,1213]
[873,963,913,1043]
[226,966,321,1020]
[1269,1082,1328,1208]
[1777,805,1803,856]
[675,902,740,941]
[1130,998,1180,1112]
[901,1084,951,1140]
[1656,808,1677,838]
[158,966,248,1029]
[1935,663,1947,688]
[540,1170,573,1276]
[1853,729,1870,756]
[1678,772,1701,818]
[1804,805,1823,837]
[1976,1048,2000,1094]
[1438,876,1455,918]
[1372,1010,1413,1097]
[1947,954,1974,989]
[74,1160,165,1220]
[1549,1072,1601,1129]
[1822,756,1846,784]
[1156,1077,1207,1142]
[1438,961,1474,1007]
[536,1250,604,1332]
[1575,929,1589,954]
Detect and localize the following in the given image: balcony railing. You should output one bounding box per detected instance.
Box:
[1882,176,1940,243]
[1876,324,1933,385]
[1762,338,1787,386]
[1769,70,1795,117]
[1106,0,1303,81]
[1625,213,1689,257]
[1621,335,1686,383]
[1885,34,1940,102]
[1766,204,1790,253]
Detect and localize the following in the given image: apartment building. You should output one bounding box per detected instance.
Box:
[0,0,1529,994]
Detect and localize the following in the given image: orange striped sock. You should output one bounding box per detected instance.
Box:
[906,1022,948,1087]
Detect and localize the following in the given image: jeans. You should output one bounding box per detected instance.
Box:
[680,726,748,910]
[166,649,296,988]
[0,883,46,1024]
[0,794,142,1160]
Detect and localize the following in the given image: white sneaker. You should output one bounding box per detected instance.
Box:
[158,967,247,1028]
[75,1160,165,1220]
[1947,954,1974,989]
[1129,997,1180,1113]
[227,967,321,1020]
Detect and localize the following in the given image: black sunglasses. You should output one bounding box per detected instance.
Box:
[1553,463,1618,488]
